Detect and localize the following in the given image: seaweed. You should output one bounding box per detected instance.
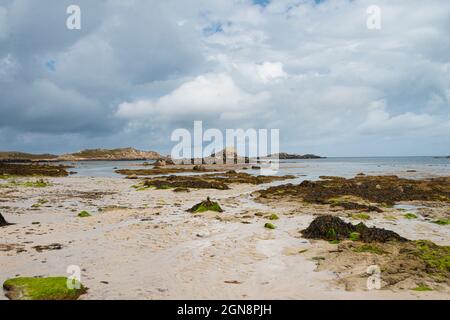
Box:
[301,215,407,243]
[188,197,223,213]
[3,277,87,300]
[257,175,450,206]
[78,211,91,218]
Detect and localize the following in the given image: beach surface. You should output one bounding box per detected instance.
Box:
[0,163,449,300]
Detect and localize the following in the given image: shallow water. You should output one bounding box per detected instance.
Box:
[67,157,450,180]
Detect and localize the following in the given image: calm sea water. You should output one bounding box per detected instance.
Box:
[68,157,449,181]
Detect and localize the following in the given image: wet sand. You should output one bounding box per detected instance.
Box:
[0,173,449,300]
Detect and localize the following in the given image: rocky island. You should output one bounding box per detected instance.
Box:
[271,153,325,159]
[0,148,161,162]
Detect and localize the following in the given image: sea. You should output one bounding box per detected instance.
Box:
[66,157,450,182]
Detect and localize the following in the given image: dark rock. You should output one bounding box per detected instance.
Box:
[0,163,70,177]
[330,201,382,213]
[32,243,63,253]
[173,187,190,193]
[0,213,10,227]
[271,153,325,159]
[301,215,407,243]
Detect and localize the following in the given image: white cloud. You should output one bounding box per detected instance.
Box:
[358,100,436,135]
[116,73,270,120]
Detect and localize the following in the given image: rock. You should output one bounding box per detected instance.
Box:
[251,166,261,170]
[258,175,450,206]
[188,197,223,213]
[78,211,91,218]
[165,158,175,165]
[193,165,207,172]
[57,148,160,161]
[0,163,70,177]
[329,201,382,213]
[3,277,87,300]
[173,187,190,193]
[301,215,407,243]
[126,174,138,180]
[264,223,276,229]
[32,243,63,253]
[154,160,167,167]
[0,213,10,227]
[271,153,325,159]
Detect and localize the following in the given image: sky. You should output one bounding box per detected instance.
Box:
[0,0,449,157]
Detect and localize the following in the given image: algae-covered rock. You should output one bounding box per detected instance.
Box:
[3,277,87,300]
[0,213,10,227]
[353,244,388,255]
[301,215,407,243]
[432,219,449,226]
[257,175,450,206]
[349,232,360,241]
[78,211,91,218]
[269,214,279,220]
[264,223,276,229]
[173,187,190,193]
[302,215,354,241]
[404,213,418,219]
[0,163,70,177]
[188,197,223,213]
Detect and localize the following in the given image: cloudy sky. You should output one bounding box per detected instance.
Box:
[0,0,449,156]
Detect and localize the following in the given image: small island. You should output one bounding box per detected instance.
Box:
[271,153,325,159]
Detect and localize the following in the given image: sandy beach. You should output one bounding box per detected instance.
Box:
[1,164,449,300]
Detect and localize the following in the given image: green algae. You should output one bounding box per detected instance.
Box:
[404,213,418,219]
[413,240,450,276]
[353,244,388,255]
[351,213,371,221]
[264,223,276,230]
[268,214,279,220]
[432,219,449,226]
[78,211,91,218]
[412,284,433,292]
[188,197,223,213]
[349,232,360,241]
[3,277,87,300]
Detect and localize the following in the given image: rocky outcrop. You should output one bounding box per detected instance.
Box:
[271,153,324,159]
[188,197,223,213]
[0,163,70,177]
[258,175,450,206]
[58,148,161,161]
[0,152,58,163]
[301,215,407,243]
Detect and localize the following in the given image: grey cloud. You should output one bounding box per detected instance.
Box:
[0,0,449,156]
